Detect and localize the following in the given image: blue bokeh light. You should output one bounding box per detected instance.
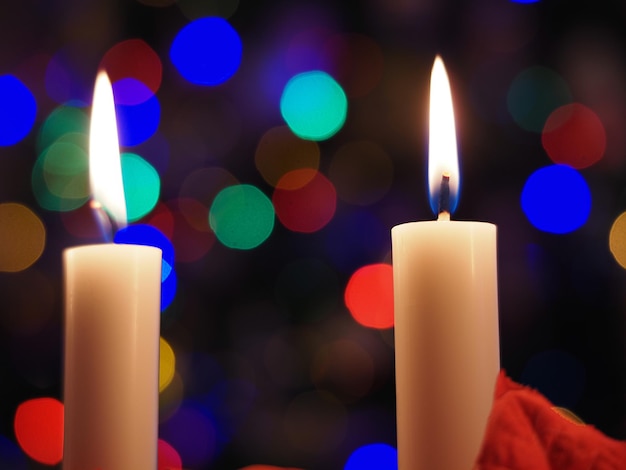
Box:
[0,75,37,146]
[0,435,28,469]
[344,443,398,470]
[115,83,160,147]
[170,17,242,86]
[521,164,591,234]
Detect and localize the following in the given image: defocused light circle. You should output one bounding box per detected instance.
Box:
[344,443,398,470]
[0,75,37,145]
[521,165,591,234]
[542,103,606,169]
[344,263,394,329]
[280,71,347,141]
[121,152,161,222]
[170,17,242,85]
[158,439,182,470]
[209,184,274,249]
[609,212,626,269]
[115,87,160,146]
[160,337,176,392]
[0,203,46,272]
[14,398,63,465]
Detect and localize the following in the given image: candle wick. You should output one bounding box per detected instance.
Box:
[90,200,115,242]
[438,173,451,221]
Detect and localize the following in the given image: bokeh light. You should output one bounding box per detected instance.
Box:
[163,199,216,263]
[609,212,626,269]
[329,141,394,205]
[158,439,182,470]
[255,125,320,187]
[344,443,398,470]
[159,401,217,468]
[521,164,591,234]
[520,349,586,408]
[280,71,347,140]
[44,47,91,106]
[0,435,28,469]
[344,263,394,329]
[0,203,46,272]
[121,152,161,222]
[0,75,36,145]
[100,39,163,99]
[170,17,242,85]
[541,103,606,169]
[160,337,176,392]
[209,184,275,249]
[272,169,337,233]
[13,398,63,465]
[507,66,572,133]
[36,105,88,153]
[115,82,160,146]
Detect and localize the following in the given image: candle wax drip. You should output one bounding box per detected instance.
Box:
[438,173,451,220]
[90,200,115,242]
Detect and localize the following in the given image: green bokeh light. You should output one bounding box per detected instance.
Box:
[121,153,161,222]
[209,184,274,249]
[37,106,88,153]
[507,66,572,133]
[280,71,347,141]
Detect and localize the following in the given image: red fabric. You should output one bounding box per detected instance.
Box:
[475,371,626,470]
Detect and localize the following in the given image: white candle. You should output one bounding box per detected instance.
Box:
[392,56,500,470]
[63,71,162,470]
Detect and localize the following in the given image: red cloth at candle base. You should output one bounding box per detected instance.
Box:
[474,371,626,470]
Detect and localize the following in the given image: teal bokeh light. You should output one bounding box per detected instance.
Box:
[209,184,274,250]
[121,153,161,222]
[280,71,347,141]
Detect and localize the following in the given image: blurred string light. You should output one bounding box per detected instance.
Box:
[255,125,321,187]
[344,443,398,470]
[159,401,218,468]
[344,263,394,329]
[541,103,606,168]
[170,17,242,86]
[507,66,571,133]
[329,141,394,206]
[0,435,28,469]
[160,337,176,392]
[521,164,591,234]
[114,224,177,310]
[0,75,36,145]
[99,39,163,99]
[121,152,161,221]
[280,71,348,140]
[272,169,337,233]
[114,79,161,146]
[13,398,63,465]
[520,349,586,409]
[0,203,46,272]
[32,105,89,212]
[158,439,182,470]
[44,47,93,106]
[209,184,275,249]
[609,212,626,269]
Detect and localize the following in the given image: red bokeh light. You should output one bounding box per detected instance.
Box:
[158,438,182,470]
[14,397,64,465]
[273,169,336,233]
[344,263,394,329]
[542,103,606,169]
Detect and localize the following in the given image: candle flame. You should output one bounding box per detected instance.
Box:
[428,56,459,216]
[89,71,127,229]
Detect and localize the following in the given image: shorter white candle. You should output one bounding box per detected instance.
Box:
[392,56,500,470]
[63,71,162,470]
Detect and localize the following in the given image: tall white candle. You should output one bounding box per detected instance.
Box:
[392,56,500,470]
[63,71,162,470]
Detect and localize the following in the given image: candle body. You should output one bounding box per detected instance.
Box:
[63,244,162,470]
[392,220,499,470]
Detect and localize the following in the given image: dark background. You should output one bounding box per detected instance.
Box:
[1,0,626,468]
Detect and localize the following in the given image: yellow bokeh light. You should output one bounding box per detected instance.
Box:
[0,203,46,272]
[159,337,176,392]
[609,212,626,269]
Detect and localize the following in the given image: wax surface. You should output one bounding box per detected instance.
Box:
[392,220,500,470]
[63,243,161,470]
